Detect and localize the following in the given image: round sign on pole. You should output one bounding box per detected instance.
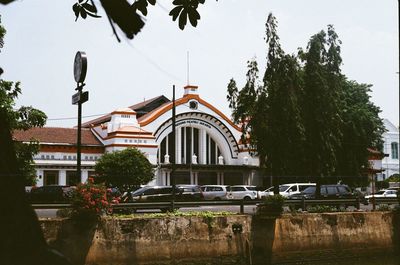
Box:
[74,51,87,83]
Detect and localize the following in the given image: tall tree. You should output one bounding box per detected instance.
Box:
[228,14,306,193]
[228,15,384,192]
[301,29,343,195]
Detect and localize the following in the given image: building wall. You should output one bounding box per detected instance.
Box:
[379,119,399,180]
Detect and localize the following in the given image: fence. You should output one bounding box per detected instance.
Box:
[31,197,399,214]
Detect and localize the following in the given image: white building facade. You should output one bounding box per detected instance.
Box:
[379,119,400,180]
[16,85,261,186]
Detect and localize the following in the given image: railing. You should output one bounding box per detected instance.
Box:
[31,197,399,214]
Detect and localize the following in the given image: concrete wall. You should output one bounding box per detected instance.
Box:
[40,212,400,265]
[41,215,252,265]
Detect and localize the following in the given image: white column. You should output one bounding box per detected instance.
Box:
[191,127,194,158]
[176,127,182,164]
[81,170,89,183]
[199,129,207,164]
[194,172,198,184]
[36,169,44,187]
[220,172,224,185]
[59,170,66,185]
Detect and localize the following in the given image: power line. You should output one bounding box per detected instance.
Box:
[47,113,108,121]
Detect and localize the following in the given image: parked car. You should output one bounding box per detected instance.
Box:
[288,184,357,209]
[262,183,316,198]
[227,185,258,200]
[123,185,202,212]
[365,189,398,204]
[29,185,75,203]
[176,184,204,201]
[200,185,230,200]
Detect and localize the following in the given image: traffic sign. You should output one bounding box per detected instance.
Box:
[72,91,89,105]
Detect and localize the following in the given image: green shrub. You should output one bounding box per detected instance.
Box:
[307,205,338,213]
[377,204,391,211]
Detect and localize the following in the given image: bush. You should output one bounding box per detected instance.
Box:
[71,177,119,218]
[307,205,338,213]
[256,194,286,216]
[377,204,391,211]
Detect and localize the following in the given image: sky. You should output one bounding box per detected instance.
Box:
[0,0,399,128]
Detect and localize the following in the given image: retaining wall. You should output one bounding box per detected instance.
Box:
[40,212,400,265]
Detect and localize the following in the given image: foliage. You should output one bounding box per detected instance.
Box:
[94,147,154,191]
[115,210,233,219]
[306,205,338,213]
[263,194,285,206]
[257,194,286,215]
[377,204,391,212]
[227,13,384,190]
[71,177,119,217]
[386,174,400,182]
[66,0,212,41]
[375,181,390,190]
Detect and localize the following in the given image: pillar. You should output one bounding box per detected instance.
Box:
[199,129,207,164]
[59,170,66,185]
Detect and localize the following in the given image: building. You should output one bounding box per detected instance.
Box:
[14,85,260,187]
[379,119,399,180]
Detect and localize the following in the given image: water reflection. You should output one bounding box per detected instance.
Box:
[272,255,399,265]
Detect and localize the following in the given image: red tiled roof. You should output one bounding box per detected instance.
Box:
[13,127,103,146]
[81,95,170,128]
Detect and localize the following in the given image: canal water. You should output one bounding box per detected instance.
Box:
[271,255,399,265]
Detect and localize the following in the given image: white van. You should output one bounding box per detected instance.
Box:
[262,183,316,198]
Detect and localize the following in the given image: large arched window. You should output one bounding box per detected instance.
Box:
[391,142,398,159]
[158,126,221,165]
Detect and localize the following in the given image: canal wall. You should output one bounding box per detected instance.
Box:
[39,212,399,265]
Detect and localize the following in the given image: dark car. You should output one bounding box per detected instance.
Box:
[176,184,204,201]
[289,184,357,209]
[121,185,201,212]
[29,185,75,203]
[130,185,202,202]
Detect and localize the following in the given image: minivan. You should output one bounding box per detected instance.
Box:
[262,183,316,198]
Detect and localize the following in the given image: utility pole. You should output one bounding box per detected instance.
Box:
[171,85,176,211]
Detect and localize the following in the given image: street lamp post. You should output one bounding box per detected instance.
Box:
[73,51,89,182]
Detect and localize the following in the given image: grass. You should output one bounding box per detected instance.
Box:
[114,210,235,219]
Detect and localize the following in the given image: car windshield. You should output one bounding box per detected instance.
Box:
[246,186,257,191]
[302,187,316,194]
[279,185,290,192]
[373,191,386,195]
[131,187,149,196]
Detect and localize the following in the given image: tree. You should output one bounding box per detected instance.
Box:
[227,14,306,193]
[227,14,384,192]
[95,148,154,190]
[336,79,385,186]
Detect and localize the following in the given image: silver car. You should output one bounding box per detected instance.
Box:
[200,185,230,200]
[227,185,258,200]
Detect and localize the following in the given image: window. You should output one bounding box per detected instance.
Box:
[327,186,338,195]
[44,171,59,185]
[66,171,80,186]
[391,142,398,159]
[337,186,350,194]
[231,187,245,192]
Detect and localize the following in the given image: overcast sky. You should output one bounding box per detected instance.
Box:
[1,0,398,128]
